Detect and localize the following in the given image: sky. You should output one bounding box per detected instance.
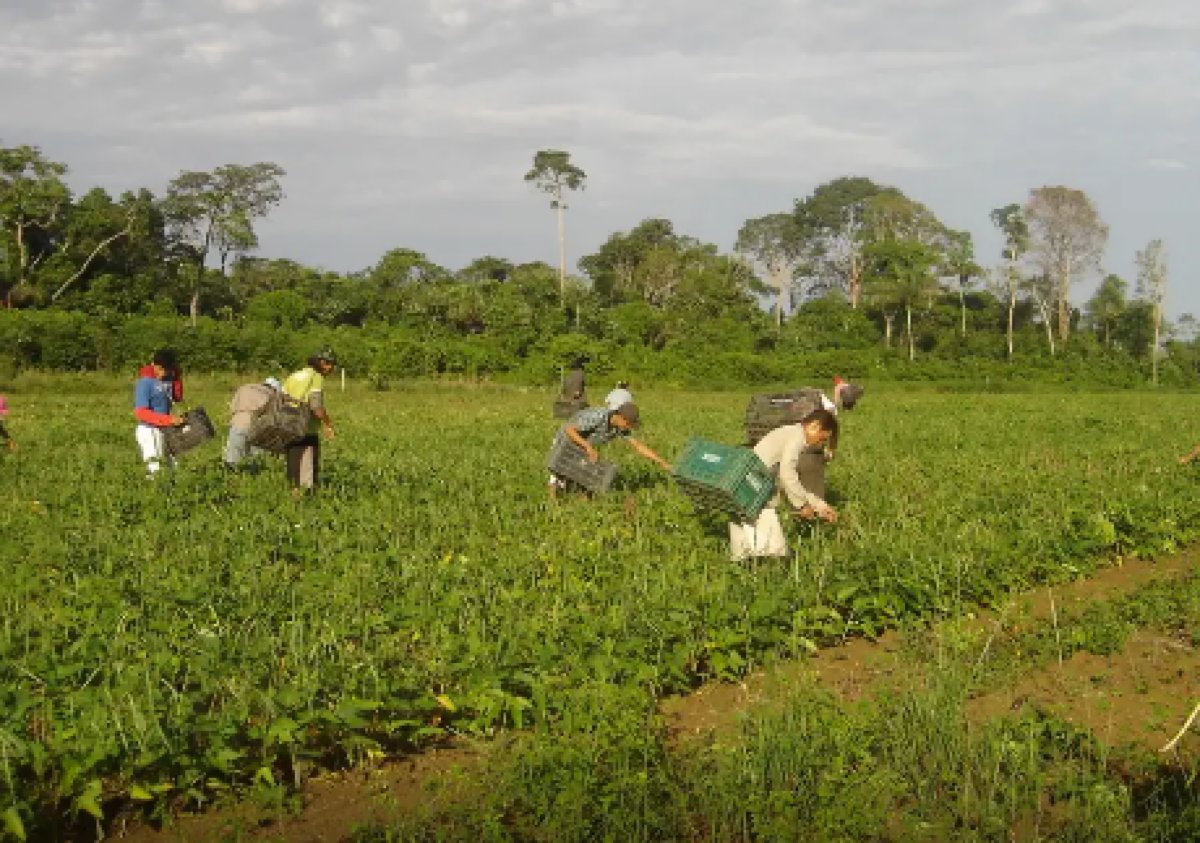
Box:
[2,0,1198,317]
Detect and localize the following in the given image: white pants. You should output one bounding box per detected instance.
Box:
[729,507,788,561]
[135,425,172,475]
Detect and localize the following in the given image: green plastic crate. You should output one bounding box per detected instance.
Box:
[672,436,775,520]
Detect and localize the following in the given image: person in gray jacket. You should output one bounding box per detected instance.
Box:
[223,377,281,469]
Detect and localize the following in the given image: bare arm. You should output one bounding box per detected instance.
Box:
[565,425,599,462]
[309,391,335,439]
[626,436,671,470]
[1180,444,1200,465]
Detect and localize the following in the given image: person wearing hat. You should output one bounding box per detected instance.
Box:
[223,376,283,469]
[547,401,670,500]
[132,349,186,476]
[731,408,839,560]
[0,394,13,453]
[282,350,338,495]
[604,380,633,412]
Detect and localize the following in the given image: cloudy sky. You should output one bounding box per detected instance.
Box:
[3,0,1198,316]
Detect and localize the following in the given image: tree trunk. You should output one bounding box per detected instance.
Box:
[959,286,967,337]
[774,265,787,329]
[1152,304,1161,386]
[51,224,132,302]
[15,222,30,289]
[190,262,204,327]
[556,203,566,305]
[883,313,894,347]
[906,304,915,362]
[1006,292,1015,361]
[848,254,862,309]
[1056,257,1073,343]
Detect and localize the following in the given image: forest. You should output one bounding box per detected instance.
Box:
[0,143,1193,388]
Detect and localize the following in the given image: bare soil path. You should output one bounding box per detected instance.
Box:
[113,552,1199,842]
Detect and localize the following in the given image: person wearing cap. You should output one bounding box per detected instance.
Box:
[0,394,13,453]
[547,401,670,500]
[604,380,633,412]
[731,408,839,561]
[223,377,282,469]
[282,350,337,494]
[133,349,185,476]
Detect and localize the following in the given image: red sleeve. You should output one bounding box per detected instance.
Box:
[170,371,184,402]
[135,407,176,426]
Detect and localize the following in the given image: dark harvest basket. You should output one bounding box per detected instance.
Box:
[673,436,775,520]
[163,406,215,457]
[246,400,310,453]
[546,431,618,493]
[552,397,588,420]
[744,391,811,445]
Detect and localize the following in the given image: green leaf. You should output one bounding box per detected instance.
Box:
[3,807,26,841]
[74,779,103,820]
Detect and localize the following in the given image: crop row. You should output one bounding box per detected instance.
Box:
[2,382,1199,836]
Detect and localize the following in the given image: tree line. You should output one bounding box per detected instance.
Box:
[0,142,1193,387]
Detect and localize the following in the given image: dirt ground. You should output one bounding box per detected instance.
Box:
[111,552,1199,842]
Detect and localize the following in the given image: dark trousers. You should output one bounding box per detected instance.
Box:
[286,434,320,488]
[796,450,826,499]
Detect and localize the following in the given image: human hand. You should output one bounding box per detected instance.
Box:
[815,503,838,524]
[322,421,336,440]
[584,446,599,463]
[169,415,186,426]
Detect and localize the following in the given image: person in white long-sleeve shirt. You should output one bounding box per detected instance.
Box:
[730,408,838,560]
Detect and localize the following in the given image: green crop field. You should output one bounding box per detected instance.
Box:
[2,377,1200,840]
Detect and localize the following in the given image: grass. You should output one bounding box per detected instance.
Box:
[2,376,1200,839]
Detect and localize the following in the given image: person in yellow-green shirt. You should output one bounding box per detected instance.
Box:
[282,350,338,494]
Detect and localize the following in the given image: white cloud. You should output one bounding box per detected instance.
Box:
[1,0,1199,314]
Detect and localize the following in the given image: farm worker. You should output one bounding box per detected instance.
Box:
[133,349,185,476]
[730,408,838,561]
[604,380,633,412]
[0,394,13,452]
[282,350,337,496]
[547,402,671,500]
[223,377,282,469]
[560,357,586,402]
[784,376,864,503]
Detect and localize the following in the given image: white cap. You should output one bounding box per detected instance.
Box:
[263,377,282,390]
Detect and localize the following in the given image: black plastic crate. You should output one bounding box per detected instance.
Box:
[744,389,822,445]
[546,431,618,493]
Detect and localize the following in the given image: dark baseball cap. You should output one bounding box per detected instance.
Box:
[614,402,641,428]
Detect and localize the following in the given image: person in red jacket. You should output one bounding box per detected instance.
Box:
[133,349,184,475]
